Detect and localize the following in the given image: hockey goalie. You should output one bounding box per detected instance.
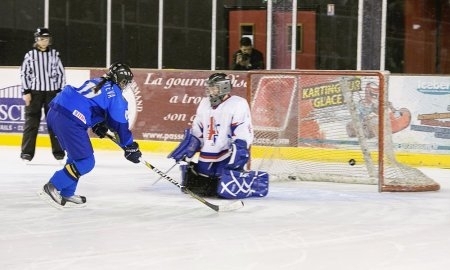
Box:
[168,73,269,199]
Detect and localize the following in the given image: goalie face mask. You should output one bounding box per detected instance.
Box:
[205,73,232,107]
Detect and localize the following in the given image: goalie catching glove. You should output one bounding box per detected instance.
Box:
[124,142,142,163]
[92,122,109,138]
[168,129,201,163]
[226,139,249,170]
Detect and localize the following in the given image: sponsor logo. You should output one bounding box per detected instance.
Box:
[72,110,87,124]
[0,85,47,133]
[416,80,450,95]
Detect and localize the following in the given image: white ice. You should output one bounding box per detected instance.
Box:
[1,145,449,270]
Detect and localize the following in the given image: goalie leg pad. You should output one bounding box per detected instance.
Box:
[180,162,218,197]
[217,169,269,199]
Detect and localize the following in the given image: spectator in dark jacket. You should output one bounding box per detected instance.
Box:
[231,37,265,70]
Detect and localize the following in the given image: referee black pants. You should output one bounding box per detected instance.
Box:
[21,90,64,160]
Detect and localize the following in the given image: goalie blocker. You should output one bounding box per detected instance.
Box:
[180,163,269,199]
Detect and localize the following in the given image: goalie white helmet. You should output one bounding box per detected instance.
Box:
[205,73,232,107]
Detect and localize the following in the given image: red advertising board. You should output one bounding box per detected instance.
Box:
[90,69,249,141]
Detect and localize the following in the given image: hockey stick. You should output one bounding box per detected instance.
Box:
[140,159,244,212]
[151,162,178,185]
[152,157,191,185]
[105,133,244,212]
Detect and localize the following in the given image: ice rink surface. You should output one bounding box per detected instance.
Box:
[1,145,449,270]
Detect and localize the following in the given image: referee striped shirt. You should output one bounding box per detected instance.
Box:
[20,47,66,94]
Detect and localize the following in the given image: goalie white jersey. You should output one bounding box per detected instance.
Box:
[191,95,253,163]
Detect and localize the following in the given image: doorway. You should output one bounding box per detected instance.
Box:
[228,9,317,69]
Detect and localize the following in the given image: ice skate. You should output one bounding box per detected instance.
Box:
[21,154,32,164]
[63,195,87,208]
[38,182,66,209]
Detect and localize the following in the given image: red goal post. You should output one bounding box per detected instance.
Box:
[246,70,440,192]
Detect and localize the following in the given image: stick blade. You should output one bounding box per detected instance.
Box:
[205,200,244,212]
[184,187,244,212]
[217,200,244,212]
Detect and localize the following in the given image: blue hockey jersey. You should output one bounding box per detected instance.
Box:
[49,77,134,147]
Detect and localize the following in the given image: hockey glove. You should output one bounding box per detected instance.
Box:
[167,129,201,163]
[124,142,142,163]
[226,139,249,170]
[92,122,109,138]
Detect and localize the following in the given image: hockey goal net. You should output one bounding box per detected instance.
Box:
[247,70,440,192]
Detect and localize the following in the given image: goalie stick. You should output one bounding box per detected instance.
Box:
[105,133,244,212]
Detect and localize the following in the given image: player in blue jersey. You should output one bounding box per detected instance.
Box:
[39,62,142,208]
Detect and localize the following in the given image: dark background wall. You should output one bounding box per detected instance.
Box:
[0,0,448,73]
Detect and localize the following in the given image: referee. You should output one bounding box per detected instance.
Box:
[20,27,66,162]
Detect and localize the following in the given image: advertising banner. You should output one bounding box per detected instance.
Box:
[0,68,90,134]
[389,75,450,153]
[0,67,247,141]
[0,67,448,154]
[89,69,248,141]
